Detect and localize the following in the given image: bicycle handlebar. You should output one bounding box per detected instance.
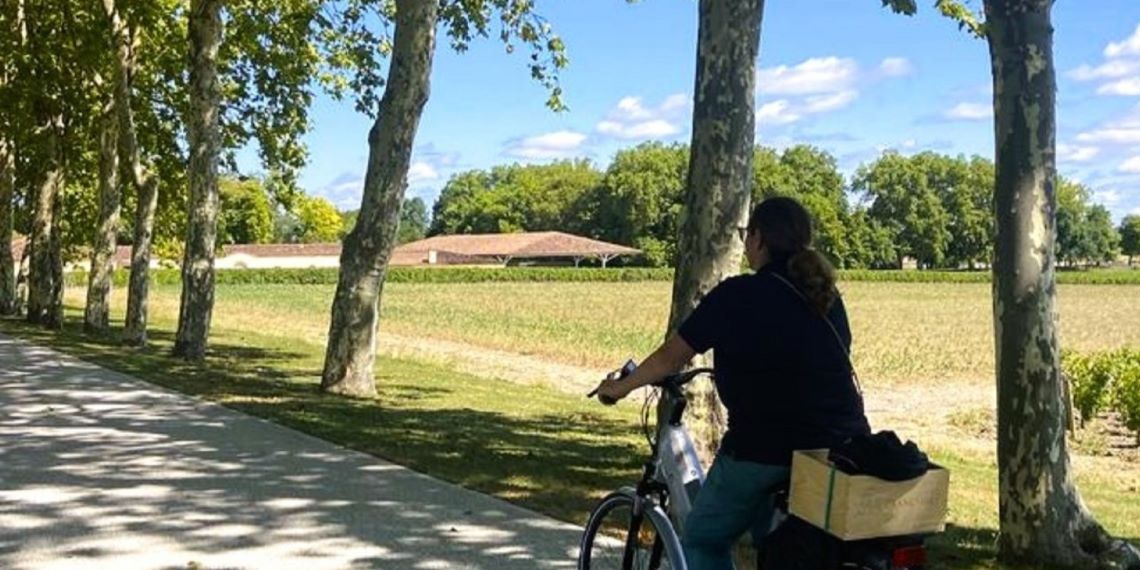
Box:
[586,366,715,400]
[654,367,715,389]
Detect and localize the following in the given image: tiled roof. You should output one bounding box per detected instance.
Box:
[221,243,343,257]
[397,232,640,258]
[8,231,639,266]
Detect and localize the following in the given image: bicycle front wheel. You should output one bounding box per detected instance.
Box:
[578,489,686,570]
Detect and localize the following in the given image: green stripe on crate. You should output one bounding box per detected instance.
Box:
[824,466,837,531]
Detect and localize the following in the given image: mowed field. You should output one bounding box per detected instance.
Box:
[121,280,1140,386]
[40,279,1140,568]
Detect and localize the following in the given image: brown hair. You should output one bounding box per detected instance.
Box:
[747,197,838,315]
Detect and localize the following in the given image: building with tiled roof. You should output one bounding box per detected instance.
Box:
[395,231,641,267]
[8,231,641,271]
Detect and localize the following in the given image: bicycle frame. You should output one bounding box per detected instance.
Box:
[650,381,706,534]
[580,368,713,570]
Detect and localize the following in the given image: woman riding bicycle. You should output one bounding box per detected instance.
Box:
[593,196,870,570]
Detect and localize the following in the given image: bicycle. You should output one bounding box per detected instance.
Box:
[578,364,932,570]
[578,365,714,569]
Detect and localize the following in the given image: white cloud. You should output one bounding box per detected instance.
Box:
[945,102,992,120]
[1098,77,1140,96]
[1106,24,1140,58]
[594,94,687,140]
[756,57,859,95]
[660,93,689,112]
[615,97,654,121]
[407,161,439,185]
[1076,107,1140,144]
[1077,128,1140,144]
[506,130,588,159]
[753,56,908,130]
[878,57,914,77]
[1069,59,1140,81]
[1093,189,1122,205]
[755,91,858,127]
[1132,207,1140,216]
[803,90,858,113]
[318,173,365,210]
[1071,26,1140,99]
[1056,144,1100,162]
[756,100,801,126]
[621,120,680,139]
[1120,155,1140,173]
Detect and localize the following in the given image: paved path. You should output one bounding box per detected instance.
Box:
[0,334,582,570]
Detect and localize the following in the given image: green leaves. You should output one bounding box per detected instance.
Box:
[438,0,569,111]
[854,152,994,268]
[292,194,345,243]
[934,0,986,38]
[880,0,987,38]
[398,197,430,244]
[218,176,275,245]
[881,0,919,15]
[220,0,324,185]
[1120,215,1140,264]
[431,161,602,236]
[315,0,394,116]
[1056,178,1121,266]
[1063,349,1140,442]
[318,0,569,114]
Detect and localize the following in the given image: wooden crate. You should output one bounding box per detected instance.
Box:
[788,449,950,541]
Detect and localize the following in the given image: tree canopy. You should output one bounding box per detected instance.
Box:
[1121,214,1140,266]
[218,177,274,245]
[422,143,1127,270]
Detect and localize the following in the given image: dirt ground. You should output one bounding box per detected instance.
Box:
[378,331,1139,472]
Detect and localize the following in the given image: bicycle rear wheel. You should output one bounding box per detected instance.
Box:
[578,490,685,570]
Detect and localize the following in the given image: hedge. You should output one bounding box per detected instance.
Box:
[841,269,1140,285]
[64,266,676,287]
[1063,348,1140,443]
[63,266,1140,288]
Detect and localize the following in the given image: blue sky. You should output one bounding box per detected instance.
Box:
[238,0,1140,221]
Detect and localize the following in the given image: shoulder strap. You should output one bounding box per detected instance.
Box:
[768,272,863,396]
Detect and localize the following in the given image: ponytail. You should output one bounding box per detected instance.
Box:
[787,249,838,315]
[747,196,838,315]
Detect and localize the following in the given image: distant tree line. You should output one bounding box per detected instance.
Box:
[429,142,1131,269]
[178,144,1132,272]
[203,175,430,248]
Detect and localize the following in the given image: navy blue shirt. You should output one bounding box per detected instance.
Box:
[678,264,870,466]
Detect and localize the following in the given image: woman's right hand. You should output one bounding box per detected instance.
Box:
[593,377,631,405]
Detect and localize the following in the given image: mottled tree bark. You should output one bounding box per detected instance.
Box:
[321,0,439,397]
[666,0,764,460]
[84,93,121,332]
[14,247,28,316]
[173,0,223,360]
[985,1,1138,567]
[1,0,23,316]
[123,171,158,346]
[25,111,64,329]
[103,0,161,346]
[0,135,15,316]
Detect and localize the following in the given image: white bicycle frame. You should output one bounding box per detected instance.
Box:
[653,409,706,534]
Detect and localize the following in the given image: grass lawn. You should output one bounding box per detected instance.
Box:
[1,280,1137,569]
[197,280,1140,385]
